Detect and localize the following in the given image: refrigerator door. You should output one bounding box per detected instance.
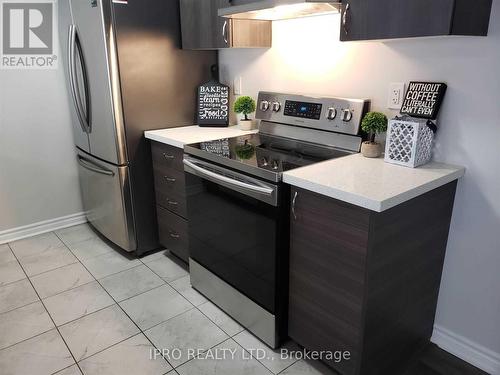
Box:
[61,0,90,153]
[69,0,127,165]
[76,149,136,252]
[110,0,216,254]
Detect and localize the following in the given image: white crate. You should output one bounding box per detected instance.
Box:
[384,117,435,168]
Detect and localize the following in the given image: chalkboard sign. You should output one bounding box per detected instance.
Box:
[197,65,229,127]
[400,82,447,120]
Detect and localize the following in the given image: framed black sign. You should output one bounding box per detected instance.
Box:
[197,65,229,127]
[400,82,447,119]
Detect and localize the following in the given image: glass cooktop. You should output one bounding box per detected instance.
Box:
[184,133,352,182]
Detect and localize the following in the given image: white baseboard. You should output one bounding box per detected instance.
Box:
[432,325,500,374]
[0,212,87,245]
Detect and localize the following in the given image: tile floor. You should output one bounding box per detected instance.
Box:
[0,224,337,375]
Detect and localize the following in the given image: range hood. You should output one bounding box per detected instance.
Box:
[218,0,342,21]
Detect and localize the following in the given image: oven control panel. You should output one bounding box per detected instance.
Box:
[284,101,323,120]
[256,92,370,136]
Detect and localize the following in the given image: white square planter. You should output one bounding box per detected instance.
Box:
[384,117,435,168]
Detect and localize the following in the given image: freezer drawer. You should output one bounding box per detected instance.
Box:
[77,150,136,252]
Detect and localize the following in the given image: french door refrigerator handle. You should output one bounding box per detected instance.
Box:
[68,25,87,133]
[183,159,274,196]
[68,25,92,134]
[75,32,92,134]
[77,155,115,176]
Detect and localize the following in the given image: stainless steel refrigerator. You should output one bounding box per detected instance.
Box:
[61,0,216,254]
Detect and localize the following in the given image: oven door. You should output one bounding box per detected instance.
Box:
[184,156,281,313]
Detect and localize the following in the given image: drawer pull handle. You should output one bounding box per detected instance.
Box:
[292,191,298,220]
[163,153,175,160]
[342,3,350,36]
[222,20,229,45]
[164,176,176,183]
[168,200,179,206]
[169,232,180,239]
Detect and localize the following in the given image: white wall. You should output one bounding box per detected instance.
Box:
[0,2,82,233]
[220,3,500,373]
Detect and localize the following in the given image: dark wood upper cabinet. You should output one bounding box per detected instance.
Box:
[225,0,256,5]
[179,0,271,50]
[340,0,492,41]
[288,182,459,374]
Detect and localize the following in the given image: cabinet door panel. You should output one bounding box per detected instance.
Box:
[231,19,272,48]
[226,0,255,5]
[157,206,189,263]
[180,0,230,49]
[341,0,455,41]
[151,142,184,172]
[214,0,232,48]
[288,188,370,375]
[153,164,186,199]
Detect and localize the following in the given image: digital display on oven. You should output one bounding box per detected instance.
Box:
[284,100,322,120]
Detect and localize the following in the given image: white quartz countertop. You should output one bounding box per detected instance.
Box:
[144,125,258,148]
[283,154,465,212]
[145,126,465,212]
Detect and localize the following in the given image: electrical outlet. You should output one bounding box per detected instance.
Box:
[387,83,405,110]
[233,76,242,95]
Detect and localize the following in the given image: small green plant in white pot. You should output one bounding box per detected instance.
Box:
[234,96,257,130]
[360,111,388,158]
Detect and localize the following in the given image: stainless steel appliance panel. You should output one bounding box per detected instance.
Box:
[184,161,282,312]
[256,91,370,137]
[218,0,342,21]
[190,259,278,348]
[70,0,127,165]
[111,0,217,253]
[183,157,278,206]
[76,149,136,252]
[60,0,90,153]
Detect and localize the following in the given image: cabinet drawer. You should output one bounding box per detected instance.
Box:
[151,141,184,172]
[157,206,189,262]
[153,164,186,199]
[155,189,187,219]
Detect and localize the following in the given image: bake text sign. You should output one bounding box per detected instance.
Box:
[197,84,229,127]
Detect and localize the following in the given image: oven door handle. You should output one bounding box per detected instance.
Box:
[183,159,274,196]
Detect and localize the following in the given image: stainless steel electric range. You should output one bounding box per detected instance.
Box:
[183,92,370,348]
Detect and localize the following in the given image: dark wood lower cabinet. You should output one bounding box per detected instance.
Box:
[151,141,189,263]
[288,182,458,375]
[157,206,189,263]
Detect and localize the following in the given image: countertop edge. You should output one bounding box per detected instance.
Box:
[144,126,259,149]
[144,132,185,148]
[283,166,466,212]
[377,168,465,211]
[283,174,384,211]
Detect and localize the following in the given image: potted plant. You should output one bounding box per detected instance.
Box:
[360,111,388,158]
[234,96,257,130]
